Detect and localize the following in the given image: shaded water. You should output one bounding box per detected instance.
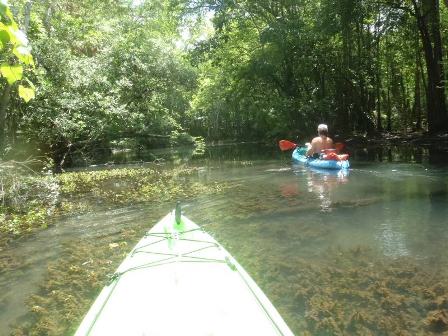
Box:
[1,144,448,335]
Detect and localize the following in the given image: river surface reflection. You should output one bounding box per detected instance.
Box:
[1,143,448,335]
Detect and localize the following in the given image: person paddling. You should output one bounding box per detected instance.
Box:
[306,124,334,158]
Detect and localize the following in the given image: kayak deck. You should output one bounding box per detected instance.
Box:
[75,210,294,336]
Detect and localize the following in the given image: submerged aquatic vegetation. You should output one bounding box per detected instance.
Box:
[197,204,448,335]
[425,309,448,333]
[0,161,59,244]
[10,226,146,336]
[249,246,448,335]
[4,165,232,334]
[1,164,229,249]
[12,221,448,336]
[5,158,448,335]
[57,166,227,206]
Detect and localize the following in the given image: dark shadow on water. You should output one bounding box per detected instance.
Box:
[349,144,448,166]
[66,143,283,169]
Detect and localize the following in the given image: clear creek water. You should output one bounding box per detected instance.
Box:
[1,144,448,335]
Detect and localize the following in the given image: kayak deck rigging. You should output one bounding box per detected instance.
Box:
[131,230,227,266]
[75,207,295,336]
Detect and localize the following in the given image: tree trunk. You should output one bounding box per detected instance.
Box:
[24,1,32,31]
[376,32,382,132]
[413,48,423,130]
[386,85,392,132]
[412,0,447,133]
[399,73,410,134]
[44,0,53,34]
[0,86,11,150]
[356,20,365,132]
[335,32,352,134]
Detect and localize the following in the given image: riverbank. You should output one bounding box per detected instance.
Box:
[343,131,448,147]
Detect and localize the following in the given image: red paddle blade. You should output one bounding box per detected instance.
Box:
[335,142,345,152]
[279,140,297,151]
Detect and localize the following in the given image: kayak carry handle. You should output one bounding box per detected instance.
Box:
[175,201,181,225]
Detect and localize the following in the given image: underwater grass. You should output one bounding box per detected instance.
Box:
[5,165,233,335]
[5,163,448,335]
[0,165,229,249]
[11,223,448,336]
[10,227,145,336]
[191,195,448,336]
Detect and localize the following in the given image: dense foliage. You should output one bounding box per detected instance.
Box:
[0,0,35,148]
[1,0,448,165]
[1,0,196,167]
[186,0,448,140]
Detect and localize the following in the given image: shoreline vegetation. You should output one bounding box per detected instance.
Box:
[344,131,448,146]
[3,0,448,161]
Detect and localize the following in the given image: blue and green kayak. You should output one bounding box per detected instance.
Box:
[292,147,350,170]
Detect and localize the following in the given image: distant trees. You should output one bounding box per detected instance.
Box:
[1,0,196,165]
[2,0,448,162]
[186,0,448,139]
[411,0,447,133]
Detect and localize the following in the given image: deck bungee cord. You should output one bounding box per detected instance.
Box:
[75,205,295,336]
[84,231,228,334]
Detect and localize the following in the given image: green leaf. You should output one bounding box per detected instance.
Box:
[24,77,35,89]
[7,26,26,46]
[18,84,35,102]
[0,63,23,85]
[0,23,10,45]
[0,0,15,23]
[13,46,34,66]
[0,1,8,18]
